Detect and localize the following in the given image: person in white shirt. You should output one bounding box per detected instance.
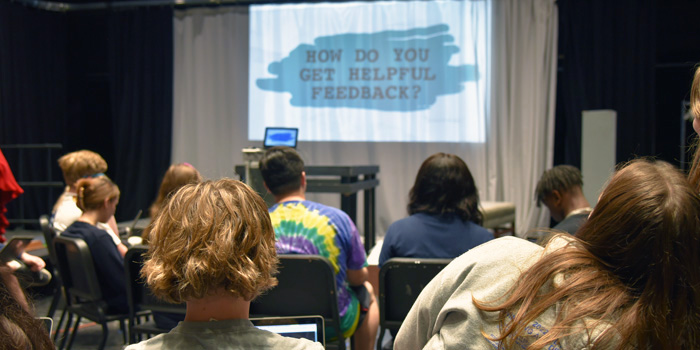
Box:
[51,150,126,256]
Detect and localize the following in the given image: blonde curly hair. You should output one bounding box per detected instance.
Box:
[142,178,278,303]
[57,150,107,186]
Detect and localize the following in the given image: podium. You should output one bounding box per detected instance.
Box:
[235,165,380,253]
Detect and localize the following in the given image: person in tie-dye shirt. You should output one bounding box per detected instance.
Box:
[260,147,379,350]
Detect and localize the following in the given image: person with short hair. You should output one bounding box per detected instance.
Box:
[379,153,492,267]
[396,159,700,349]
[259,147,379,350]
[52,150,126,256]
[62,175,127,314]
[534,165,592,235]
[126,179,323,350]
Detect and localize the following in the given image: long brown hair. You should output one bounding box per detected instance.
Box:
[142,163,201,242]
[475,159,700,349]
[687,66,700,191]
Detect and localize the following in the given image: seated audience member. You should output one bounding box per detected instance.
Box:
[139,162,202,330]
[396,159,700,349]
[259,147,379,350]
[126,179,323,350]
[52,150,126,256]
[0,266,53,349]
[687,65,700,190]
[534,165,592,235]
[62,175,127,314]
[141,162,202,243]
[378,153,492,267]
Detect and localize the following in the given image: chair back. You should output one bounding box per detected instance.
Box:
[53,235,104,303]
[125,245,186,342]
[379,258,451,331]
[39,215,59,267]
[250,254,343,347]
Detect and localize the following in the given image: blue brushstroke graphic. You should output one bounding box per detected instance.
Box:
[256,24,478,112]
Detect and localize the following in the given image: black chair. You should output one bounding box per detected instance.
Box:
[39,214,63,319]
[125,245,186,343]
[52,235,130,350]
[250,254,347,349]
[377,258,451,350]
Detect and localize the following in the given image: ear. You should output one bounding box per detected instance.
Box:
[263,182,272,194]
[300,171,307,188]
[550,190,562,205]
[103,197,111,208]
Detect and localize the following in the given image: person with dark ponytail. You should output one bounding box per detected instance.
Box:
[62,175,127,314]
[378,153,492,267]
[396,159,700,349]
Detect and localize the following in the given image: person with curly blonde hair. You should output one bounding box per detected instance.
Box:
[52,150,125,256]
[127,179,323,350]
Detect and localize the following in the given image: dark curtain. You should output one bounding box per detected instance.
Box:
[0,3,173,227]
[0,2,68,227]
[108,8,173,222]
[554,0,657,167]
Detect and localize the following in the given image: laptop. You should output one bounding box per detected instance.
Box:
[263,127,299,149]
[251,315,324,345]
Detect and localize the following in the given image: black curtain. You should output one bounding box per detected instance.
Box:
[0,3,68,226]
[108,8,173,222]
[554,0,657,167]
[0,3,172,227]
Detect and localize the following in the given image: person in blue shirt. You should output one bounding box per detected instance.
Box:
[379,153,493,267]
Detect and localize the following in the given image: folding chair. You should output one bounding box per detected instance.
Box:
[377,258,451,350]
[250,254,347,349]
[125,245,186,343]
[39,214,63,319]
[53,235,130,350]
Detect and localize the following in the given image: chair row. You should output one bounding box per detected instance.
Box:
[41,213,449,350]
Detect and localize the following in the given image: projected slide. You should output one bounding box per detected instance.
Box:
[249,1,489,143]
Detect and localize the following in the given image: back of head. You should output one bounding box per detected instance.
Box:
[0,268,53,350]
[149,163,202,218]
[408,153,482,224]
[259,146,304,197]
[142,179,278,303]
[477,159,700,349]
[75,176,120,212]
[534,165,583,206]
[578,160,700,318]
[688,66,700,191]
[57,150,108,186]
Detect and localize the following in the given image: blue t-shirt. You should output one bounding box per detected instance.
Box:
[62,221,127,314]
[379,212,493,267]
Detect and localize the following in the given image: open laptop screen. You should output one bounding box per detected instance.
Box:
[251,316,324,345]
[263,127,299,149]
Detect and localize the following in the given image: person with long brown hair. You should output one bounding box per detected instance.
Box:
[395,159,700,349]
[687,66,700,191]
[141,163,202,243]
[0,266,53,350]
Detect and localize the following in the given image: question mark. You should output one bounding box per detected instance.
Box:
[412,85,421,99]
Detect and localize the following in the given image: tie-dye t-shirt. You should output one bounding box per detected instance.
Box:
[269,200,368,318]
